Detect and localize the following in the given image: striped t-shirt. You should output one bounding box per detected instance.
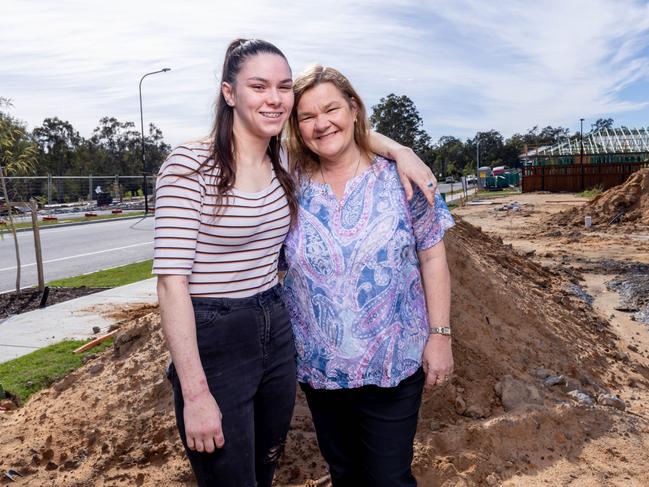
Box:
[152,142,291,298]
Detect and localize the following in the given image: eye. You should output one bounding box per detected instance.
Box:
[327,107,339,113]
[251,84,265,90]
[279,84,293,91]
[299,116,313,122]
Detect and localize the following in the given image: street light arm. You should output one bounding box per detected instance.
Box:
[139,67,171,214]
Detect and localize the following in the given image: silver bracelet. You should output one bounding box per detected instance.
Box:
[428,326,452,336]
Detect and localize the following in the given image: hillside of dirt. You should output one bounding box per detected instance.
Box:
[1,220,649,486]
[551,168,649,228]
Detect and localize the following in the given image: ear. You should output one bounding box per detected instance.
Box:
[221,82,235,107]
[350,97,359,120]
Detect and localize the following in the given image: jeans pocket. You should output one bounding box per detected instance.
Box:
[193,304,230,328]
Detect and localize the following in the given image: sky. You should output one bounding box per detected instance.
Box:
[2,0,649,147]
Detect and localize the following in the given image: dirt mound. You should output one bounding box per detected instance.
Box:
[551,168,649,228]
[1,220,647,486]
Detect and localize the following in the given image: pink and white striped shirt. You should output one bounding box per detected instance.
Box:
[152,142,290,298]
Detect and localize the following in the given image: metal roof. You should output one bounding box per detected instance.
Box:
[523,127,649,157]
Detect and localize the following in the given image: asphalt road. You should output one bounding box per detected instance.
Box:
[0,217,154,293]
[0,182,471,293]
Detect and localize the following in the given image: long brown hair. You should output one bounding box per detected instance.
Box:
[286,64,372,176]
[198,39,296,217]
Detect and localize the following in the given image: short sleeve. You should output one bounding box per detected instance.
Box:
[409,189,455,251]
[152,147,206,275]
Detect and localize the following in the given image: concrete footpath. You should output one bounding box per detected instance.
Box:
[0,278,158,363]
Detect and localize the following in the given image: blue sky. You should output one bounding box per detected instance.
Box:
[2,0,649,147]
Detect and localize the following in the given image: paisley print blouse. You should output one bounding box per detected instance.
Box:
[282,157,454,389]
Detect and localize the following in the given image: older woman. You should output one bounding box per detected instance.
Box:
[283,66,455,487]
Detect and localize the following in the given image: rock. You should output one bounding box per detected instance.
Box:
[463,403,490,419]
[543,375,564,387]
[454,395,466,415]
[628,344,639,353]
[429,420,441,432]
[613,351,630,362]
[530,368,555,379]
[45,461,58,471]
[597,394,626,411]
[89,364,104,375]
[562,377,581,393]
[495,375,542,411]
[567,390,594,406]
[0,399,17,411]
[92,326,101,334]
[485,473,500,486]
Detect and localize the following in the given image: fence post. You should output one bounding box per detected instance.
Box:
[29,198,45,291]
[88,175,92,202]
[47,174,52,205]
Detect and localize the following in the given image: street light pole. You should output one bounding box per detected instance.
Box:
[476,138,481,189]
[139,68,170,214]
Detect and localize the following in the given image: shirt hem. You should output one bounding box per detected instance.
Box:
[297,362,422,390]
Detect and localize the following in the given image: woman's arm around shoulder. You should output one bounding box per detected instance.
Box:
[368,131,437,205]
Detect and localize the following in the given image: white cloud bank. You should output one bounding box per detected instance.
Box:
[1,0,648,146]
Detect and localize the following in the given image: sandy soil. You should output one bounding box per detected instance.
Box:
[1,185,649,486]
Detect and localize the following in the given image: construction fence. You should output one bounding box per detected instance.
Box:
[2,175,156,205]
[522,162,649,193]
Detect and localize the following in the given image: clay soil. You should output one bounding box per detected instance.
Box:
[0,287,105,320]
[1,190,649,486]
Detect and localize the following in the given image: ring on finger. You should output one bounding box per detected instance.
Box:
[426,181,435,188]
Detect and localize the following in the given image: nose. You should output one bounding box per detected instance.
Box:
[267,87,282,106]
[313,114,330,133]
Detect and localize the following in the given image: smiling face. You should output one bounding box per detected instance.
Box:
[296,81,358,163]
[222,53,294,140]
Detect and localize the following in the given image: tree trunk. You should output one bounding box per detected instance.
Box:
[0,165,21,293]
[30,198,44,291]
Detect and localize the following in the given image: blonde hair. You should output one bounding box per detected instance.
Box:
[286,65,372,176]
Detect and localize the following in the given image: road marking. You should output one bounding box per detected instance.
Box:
[0,242,153,272]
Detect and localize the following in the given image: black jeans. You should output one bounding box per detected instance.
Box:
[301,368,425,487]
[166,285,297,487]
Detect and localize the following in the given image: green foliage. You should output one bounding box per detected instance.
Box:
[136,188,144,197]
[593,118,614,131]
[30,116,170,177]
[47,259,153,288]
[0,100,38,177]
[370,94,432,159]
[578,186,603,199]
[0,339,114,404]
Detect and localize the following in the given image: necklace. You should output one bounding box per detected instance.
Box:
[319,150,362,188]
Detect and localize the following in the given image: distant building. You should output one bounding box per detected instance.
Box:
[520,127,649,166]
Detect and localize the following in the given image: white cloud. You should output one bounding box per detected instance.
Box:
[1,0,648,148]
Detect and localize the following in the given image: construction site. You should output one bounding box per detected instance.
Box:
[0,168,648,486]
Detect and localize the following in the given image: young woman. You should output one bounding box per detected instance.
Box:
[283,65,455,487]
[153,39,438,487]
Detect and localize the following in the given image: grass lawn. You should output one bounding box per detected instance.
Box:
[47,259,154,288]
[0,339,114,404]
[1,211,146,231]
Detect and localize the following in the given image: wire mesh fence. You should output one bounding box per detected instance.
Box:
[3,175,156,205]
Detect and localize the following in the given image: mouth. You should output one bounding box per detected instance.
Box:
[259,111,284,119]
[316,130,339,140]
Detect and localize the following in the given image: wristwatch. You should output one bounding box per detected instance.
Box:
[428,326,452,336]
